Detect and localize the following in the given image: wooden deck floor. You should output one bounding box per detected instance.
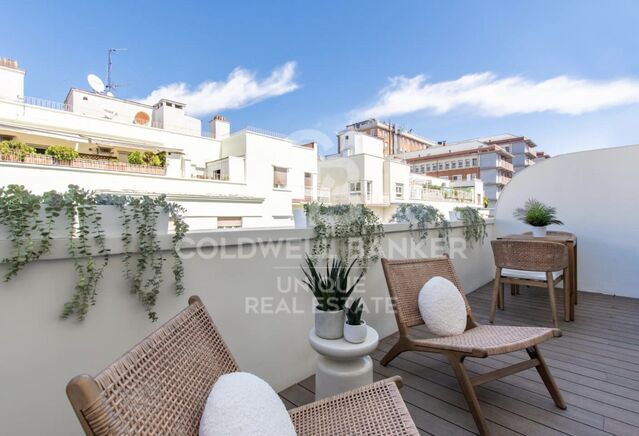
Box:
[280,282,639,435]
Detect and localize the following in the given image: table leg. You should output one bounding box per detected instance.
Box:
[568,243,576,321]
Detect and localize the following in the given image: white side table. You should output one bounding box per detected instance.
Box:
[308,326,379,400]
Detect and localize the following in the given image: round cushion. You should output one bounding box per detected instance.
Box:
[199,372,297,436]
[418,276,467,336]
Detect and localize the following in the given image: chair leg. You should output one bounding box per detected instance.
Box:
[546,272,559,328]
[447,354,491,436]
[490,272,501,323]
[380,341,406,367]
[526,346,567,410]
[499,283,505,310]
[510,284,516,296]
[563,269,571,322]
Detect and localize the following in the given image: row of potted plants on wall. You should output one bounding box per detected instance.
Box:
[0,184,189,321]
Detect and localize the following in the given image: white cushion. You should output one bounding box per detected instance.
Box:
[501,268,562,281]
[199,372,297,436]
[418,276,467,336]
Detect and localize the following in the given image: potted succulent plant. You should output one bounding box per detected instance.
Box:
[344,298,367,343]
[302,255,364,339]
[514,198,563,237]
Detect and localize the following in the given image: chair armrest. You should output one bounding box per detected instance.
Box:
[288,376,418,436]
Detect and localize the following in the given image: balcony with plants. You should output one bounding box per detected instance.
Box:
[0,144,638,436]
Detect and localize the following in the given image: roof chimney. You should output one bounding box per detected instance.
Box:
[209,114,230,140]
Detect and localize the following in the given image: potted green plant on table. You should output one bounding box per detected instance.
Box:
[514,198,563,237]
[302,255,364,339]
[344,298,367,343]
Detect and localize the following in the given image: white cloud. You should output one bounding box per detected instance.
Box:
[353,72,639,119]
[138,61,299,116]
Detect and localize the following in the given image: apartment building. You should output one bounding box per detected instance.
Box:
[476,134,540,173]
[319,131,483,222]
[0,59,318,230]
[338,119,437,156]
[401,140,513,208]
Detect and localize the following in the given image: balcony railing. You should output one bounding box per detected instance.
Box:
[410,186,475,203]
[0,153,166,176]
[497,160,514,172]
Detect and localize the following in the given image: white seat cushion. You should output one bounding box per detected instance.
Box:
[418,276,467,336]
[501,268,562,281]
[199,372,297,436]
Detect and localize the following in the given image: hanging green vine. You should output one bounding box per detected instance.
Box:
[391,203,450,245]
[304,202,384,267]
[0,185,189,322]
[120,194,189,321]
[454,206,487,248]
[60,185,110,321]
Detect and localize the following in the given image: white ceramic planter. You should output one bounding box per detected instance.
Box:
[344,320,367,344]
[315,308,345,339]
[293,209,307,229]
[531,226,547,238]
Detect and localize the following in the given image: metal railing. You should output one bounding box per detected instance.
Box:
[22,96,72,112]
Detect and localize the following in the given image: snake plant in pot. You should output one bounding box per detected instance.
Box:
[302,254,364,339]
[344,298,367,343]
[514,198,563,237]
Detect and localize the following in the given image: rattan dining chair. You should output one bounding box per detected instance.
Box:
[66,296,419,436]
[381,256,565,436]
[490,239,569,328]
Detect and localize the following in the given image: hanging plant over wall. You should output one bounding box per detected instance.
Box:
[60,185,109,321]
[391,203,450,245]
[454,206,487,248]
[304,202,384,267]
[120,194,188,321]
[0,185,189,322]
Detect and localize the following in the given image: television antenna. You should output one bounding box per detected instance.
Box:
[106,48,127,94]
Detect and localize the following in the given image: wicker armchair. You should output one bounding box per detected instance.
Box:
[381,256,565,436]
[490,239,570,328]
[66,296,419,436]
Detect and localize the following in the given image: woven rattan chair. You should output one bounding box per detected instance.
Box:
[381,256,565,436]
[66,296,419,436]
[490,239,569,328]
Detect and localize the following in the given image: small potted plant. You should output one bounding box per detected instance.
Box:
[302,255,364,339]
[344,298,367,343]
[514,198,563,237]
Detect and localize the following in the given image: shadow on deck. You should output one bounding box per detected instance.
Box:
[280,282,639,435]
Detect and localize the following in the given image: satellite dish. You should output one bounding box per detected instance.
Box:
[87,74,105,93]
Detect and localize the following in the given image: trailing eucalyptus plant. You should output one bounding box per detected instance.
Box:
[303,202,384,267]
[120,194,189,321]
[391,203,450,245]
[60,185,109,321]
[0,185,52,280]
[454,206,487,248]
[0,185,189,322]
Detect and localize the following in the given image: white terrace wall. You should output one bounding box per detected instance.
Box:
[0,222,495,435]
[495,144,639,298]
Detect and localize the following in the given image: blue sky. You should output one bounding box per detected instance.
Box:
[3,0,639,155]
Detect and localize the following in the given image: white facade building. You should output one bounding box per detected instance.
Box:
[0,60,318,230]
[319,131,483,221]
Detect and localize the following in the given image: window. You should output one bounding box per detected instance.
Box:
[438,163,443,170]
[420,165,425,173]
[451,161,457,169]
[366,181,373,201]
[452,175,460,181]
[426,164,431,172]
[395,183,404,199]
[217,217,242,229]
[465,159,471,167]
[350,181,362,193]
[445,162,450,169]
[458,160,463,168]
[472,158,478,166]
[273,166,288,188]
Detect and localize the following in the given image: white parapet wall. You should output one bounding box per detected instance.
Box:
[0,222,495,435]
[495,144,639,298]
